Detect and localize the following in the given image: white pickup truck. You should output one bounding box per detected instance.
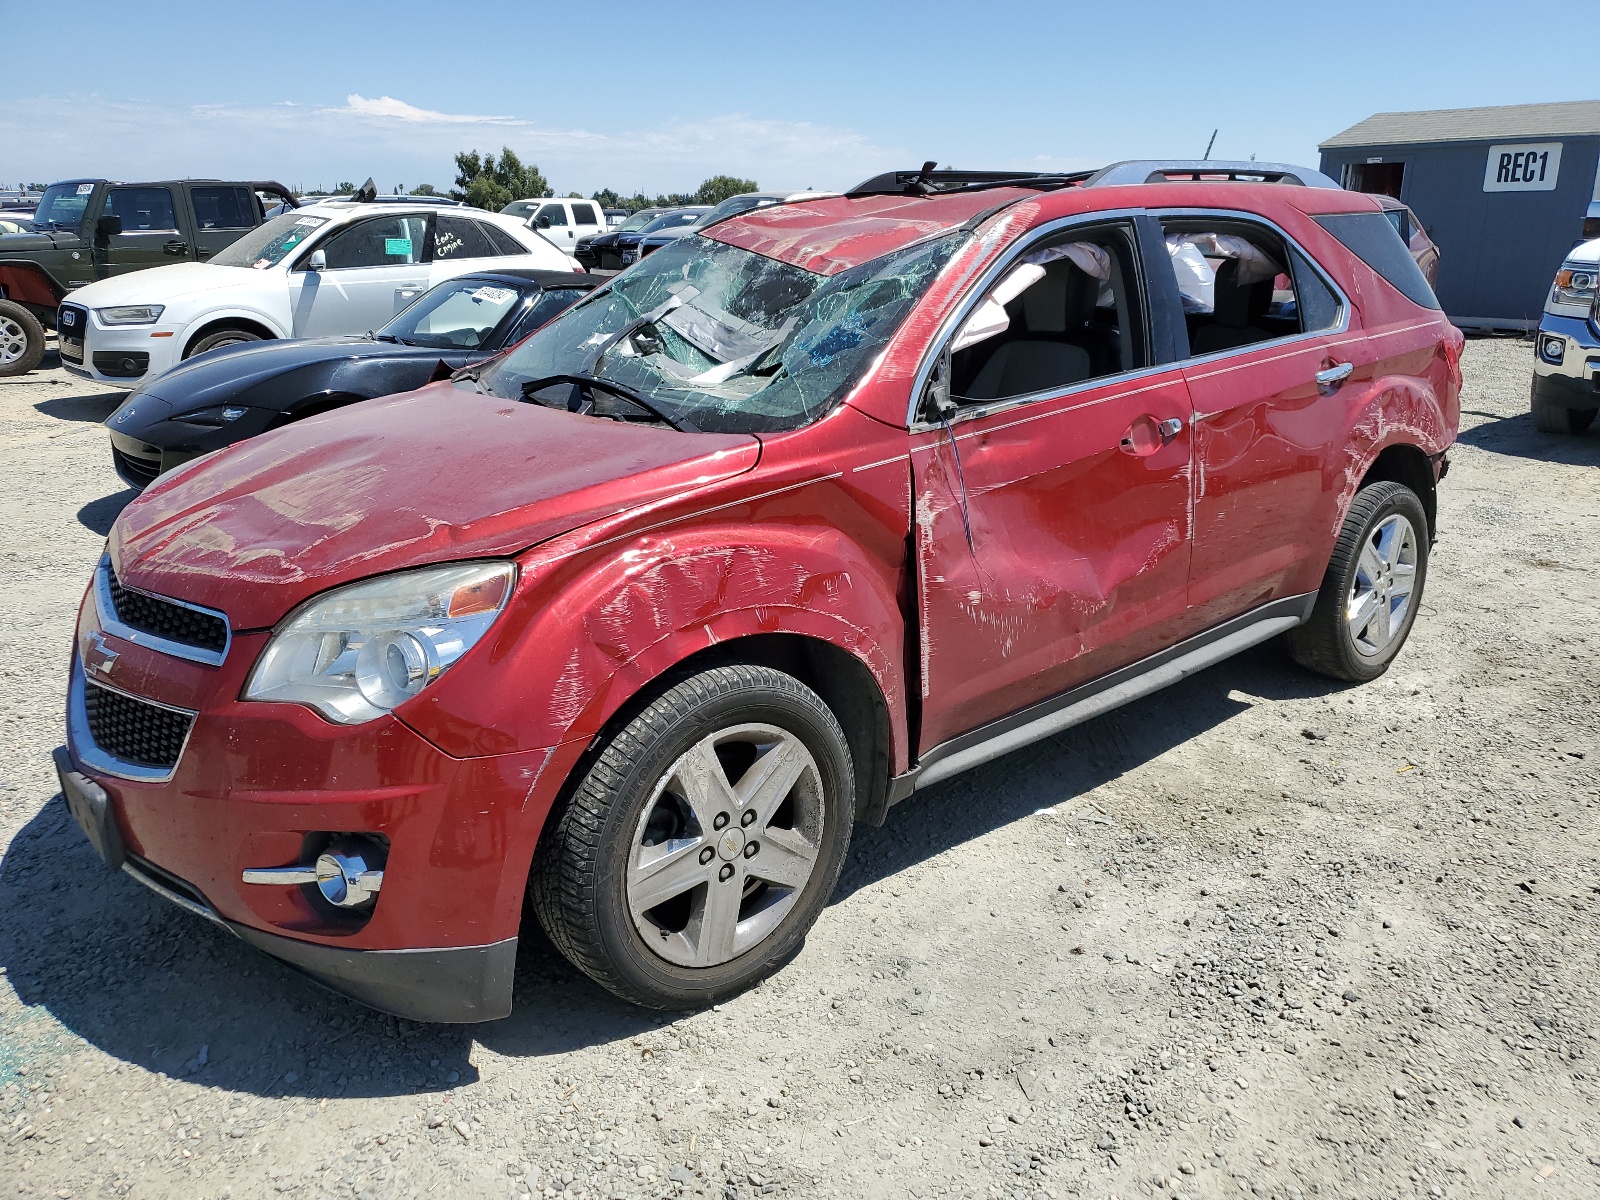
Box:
[500,198,605,255]
[1531,236,1600,433]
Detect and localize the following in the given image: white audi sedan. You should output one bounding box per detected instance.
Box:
[56,200,578,387]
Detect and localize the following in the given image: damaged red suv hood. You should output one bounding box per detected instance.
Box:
[109,384,760,629]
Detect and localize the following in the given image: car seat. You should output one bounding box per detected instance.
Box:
[1190,258,1274,353]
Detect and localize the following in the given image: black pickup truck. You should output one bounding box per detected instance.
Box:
[0,178,296,375]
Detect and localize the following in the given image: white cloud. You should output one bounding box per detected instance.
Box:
[334,94,520,125]
[0,93,899,196]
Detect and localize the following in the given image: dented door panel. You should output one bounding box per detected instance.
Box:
[912,369,1196,751]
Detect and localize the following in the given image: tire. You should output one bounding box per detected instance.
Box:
[185,328,263,359]
[531,664,854,1009]
[0,299,46,377]
[1286,481,1430,683]
[1530,385,1596,434]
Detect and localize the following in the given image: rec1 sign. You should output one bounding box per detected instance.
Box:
[1483,142,1562,192]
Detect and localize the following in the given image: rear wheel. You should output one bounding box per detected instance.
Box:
[1287,481,1430,682]
[186,328,263,359]
[1531,385,1596,434]
[0,300,45,377]
[531,665,854,1009]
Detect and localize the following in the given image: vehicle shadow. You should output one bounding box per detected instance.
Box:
[0,645,1340,1095]
[836,640,1336,898]
[1457,408,1600,463]
[33,390,124,423]
[76,489,137,536]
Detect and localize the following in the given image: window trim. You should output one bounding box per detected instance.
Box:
[1148,207,1352,370]
[104,185,181,235]
[906,208,1165,431]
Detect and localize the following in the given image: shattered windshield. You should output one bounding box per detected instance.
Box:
[476,230,964,432]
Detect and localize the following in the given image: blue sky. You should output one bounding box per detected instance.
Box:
[3,0,1591,197]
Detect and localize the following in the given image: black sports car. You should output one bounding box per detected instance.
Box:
[106,268,601,488]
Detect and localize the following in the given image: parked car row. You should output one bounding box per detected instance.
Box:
[52,159,1462,1025]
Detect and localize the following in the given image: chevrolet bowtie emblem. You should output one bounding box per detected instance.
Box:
[84,631,119,678]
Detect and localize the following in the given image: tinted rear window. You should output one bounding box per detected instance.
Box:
[1314,212,1440,310]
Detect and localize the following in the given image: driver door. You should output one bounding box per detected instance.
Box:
[288,214,431,337]
[912,218,1197,750]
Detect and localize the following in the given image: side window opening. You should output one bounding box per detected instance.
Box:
[318,215,429,269]
[1159,219,1341,355]
[949,223,1147,404]
[536,203,569,228]
[105,186,178,232]
[433,215,499,261]
[191,186,254,230]
[571,203,600,227]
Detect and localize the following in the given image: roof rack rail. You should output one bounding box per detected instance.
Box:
[846,163,1095,198]
[1083,160,1341,190]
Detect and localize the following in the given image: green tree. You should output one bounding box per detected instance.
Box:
[451,148,549,211]
[409,183,439,196]
[332,181,357,196]
[693,175,759,205]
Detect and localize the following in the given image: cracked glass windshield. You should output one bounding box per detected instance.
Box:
[476,231,964,432]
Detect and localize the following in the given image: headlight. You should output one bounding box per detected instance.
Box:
[96,305,165,325]
[176,405,252,427]
[1539,334,1566,365]
[1552,268,1596,307]
[244,562,515,724]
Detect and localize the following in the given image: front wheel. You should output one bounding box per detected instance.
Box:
[0,300,45,377]
[185,328,263,359]
[530,665,854,1009]
[1531,384,1596,434]
[1287,481,1430,682]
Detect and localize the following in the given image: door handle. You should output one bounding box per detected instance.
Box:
[1315,361,1354,394]
[163,240,188,256]
[1121,414,1183,456]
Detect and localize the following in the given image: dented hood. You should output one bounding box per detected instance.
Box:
[110,383,760,629]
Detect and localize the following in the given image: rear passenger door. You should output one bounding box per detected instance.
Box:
[1154,213,1350,628]
[188,185,258,260]
[911,217,1197,750]
[428,214,516,290]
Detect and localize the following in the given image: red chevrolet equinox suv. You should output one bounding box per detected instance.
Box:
[55,161,1462,1021]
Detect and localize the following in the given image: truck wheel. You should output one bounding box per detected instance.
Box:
[0,300,45,377]
[1286,481,1430,683]
[1531,384,1596,434]
[531,664,854,1009]
[186,329,262,359]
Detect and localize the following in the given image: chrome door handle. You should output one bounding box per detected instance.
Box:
[1158,417,1184,439]
[1315,362,1354,393]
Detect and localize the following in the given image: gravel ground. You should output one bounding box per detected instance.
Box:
[1,336,1596,1200]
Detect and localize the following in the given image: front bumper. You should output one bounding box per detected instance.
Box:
[106,398,281,489]
[58,581,564,1022]
[1533,314,1600,408]
[54,746,518,1021]
[62,317,183,387]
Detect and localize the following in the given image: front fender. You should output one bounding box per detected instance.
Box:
[405,517,912,770]
[176,303,291,348]
[0,261,64,308]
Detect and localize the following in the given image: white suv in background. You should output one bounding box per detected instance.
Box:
[55,202,578,387]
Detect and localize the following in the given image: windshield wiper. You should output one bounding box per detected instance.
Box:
[519,373,698,433]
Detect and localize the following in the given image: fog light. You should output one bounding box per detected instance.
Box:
[1539,335,1566,365]
[315,848,384,908]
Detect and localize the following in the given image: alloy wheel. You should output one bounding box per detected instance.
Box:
[626,723,825,968]
[0,315,26,367]
[1346,513,1418,658]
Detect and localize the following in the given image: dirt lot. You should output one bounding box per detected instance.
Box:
[1,337,1597,1200]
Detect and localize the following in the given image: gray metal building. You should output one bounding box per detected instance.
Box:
[1319,100,1600,330]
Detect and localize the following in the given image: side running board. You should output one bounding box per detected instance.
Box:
[885,593,1316,806]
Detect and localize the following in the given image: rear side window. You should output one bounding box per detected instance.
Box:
[1314,212,1440,310]
[191,186,254,230]
[434,215,498,260]
[571,203,600,227]
[481,222,528,257]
